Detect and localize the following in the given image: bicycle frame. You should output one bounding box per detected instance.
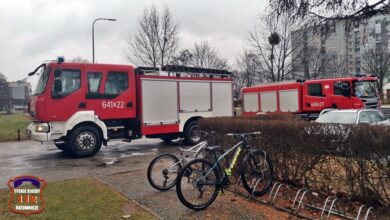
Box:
[165,140,208,172]
[205,140,244,179]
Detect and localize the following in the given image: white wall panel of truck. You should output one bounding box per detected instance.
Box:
[140,78,233,132]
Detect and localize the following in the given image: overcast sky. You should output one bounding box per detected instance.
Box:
[0,0,266,83]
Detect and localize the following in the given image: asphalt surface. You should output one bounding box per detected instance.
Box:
[0,139,177,189]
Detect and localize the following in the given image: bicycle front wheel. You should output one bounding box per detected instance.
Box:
[241,149,274,196]
[147,153,182,191]
[176,158,220,210]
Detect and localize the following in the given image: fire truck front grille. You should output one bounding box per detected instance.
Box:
[365,102,379,109]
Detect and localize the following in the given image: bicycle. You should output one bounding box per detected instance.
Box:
[175,132,274,210]
[147,131,222,191]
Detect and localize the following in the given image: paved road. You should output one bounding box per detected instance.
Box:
[0,139,177,189]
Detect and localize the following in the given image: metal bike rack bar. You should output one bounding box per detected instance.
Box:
[271,183,289,202]
[327,198,338,218]
[296,190,310,211]
[363,207,373,220]
[251,178,262,198]
[292,188,307,209]
[355,205,366,220]
[320,196,333,219]
[268,182,281,201]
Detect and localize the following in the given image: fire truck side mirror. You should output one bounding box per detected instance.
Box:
[54,69,62,78]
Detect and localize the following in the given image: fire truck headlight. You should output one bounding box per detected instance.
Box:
[35,124,49,133]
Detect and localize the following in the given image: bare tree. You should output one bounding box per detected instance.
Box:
[236,50,262,87]
[0,72,9,111]
[190,41,228,70]
[127,5,180,67]
[158,7,180,66]
[362,45,390,97]
[69,56,90,63]
[170,49,193,66]
[249,14,296,82]
[269,0,390,24]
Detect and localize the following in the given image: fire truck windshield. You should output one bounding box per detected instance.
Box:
[34,65,50,95]
[353,80,378,98]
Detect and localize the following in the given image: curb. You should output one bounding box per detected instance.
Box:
[92,176,163,220]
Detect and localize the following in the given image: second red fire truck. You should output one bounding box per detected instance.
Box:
[242,76,380,119]
[27,58,233,157]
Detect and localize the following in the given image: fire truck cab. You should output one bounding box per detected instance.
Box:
[27,58,233,157]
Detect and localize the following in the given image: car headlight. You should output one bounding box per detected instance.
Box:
[35,124,49,133]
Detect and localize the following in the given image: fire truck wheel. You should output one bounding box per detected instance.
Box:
[184,121,201,145]
[160,134,178,143]
[67,125,102,157]
[54,143,66,151]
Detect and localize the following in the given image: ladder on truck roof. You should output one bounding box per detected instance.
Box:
[134,65,231,79]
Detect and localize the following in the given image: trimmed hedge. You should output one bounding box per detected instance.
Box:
[199,116,390,207]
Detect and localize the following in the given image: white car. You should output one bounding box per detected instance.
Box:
[315,109,390,125]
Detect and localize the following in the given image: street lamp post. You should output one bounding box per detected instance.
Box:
[92,18,117,63]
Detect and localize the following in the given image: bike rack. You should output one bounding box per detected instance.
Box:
[250,178,262,198]
[355,205,374,220]
[228,177,377,220]
[320,196,333,219]
[326,198,338,219]
[268,182,289,203]
[363,207,374,220]
[292,188,308,210]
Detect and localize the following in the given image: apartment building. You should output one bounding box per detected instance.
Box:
[292,13,390,77]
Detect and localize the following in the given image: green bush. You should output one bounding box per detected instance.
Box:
[199,116,390,207]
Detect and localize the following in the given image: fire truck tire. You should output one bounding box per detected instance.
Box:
[54,143,66,151]
[160,137,174,143]
[67,125,102,157]
[184,121,201,145]
[160,134,178,143]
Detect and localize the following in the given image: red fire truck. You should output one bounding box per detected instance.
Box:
[242,76,380,119]
[27,58,233,157]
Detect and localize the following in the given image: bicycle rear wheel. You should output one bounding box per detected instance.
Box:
[147,153,181,191]
[241,149,274,196]
[176,158,220,210]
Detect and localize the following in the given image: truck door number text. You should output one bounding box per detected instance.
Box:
[311,102,324,108]
[102,101,125,109]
